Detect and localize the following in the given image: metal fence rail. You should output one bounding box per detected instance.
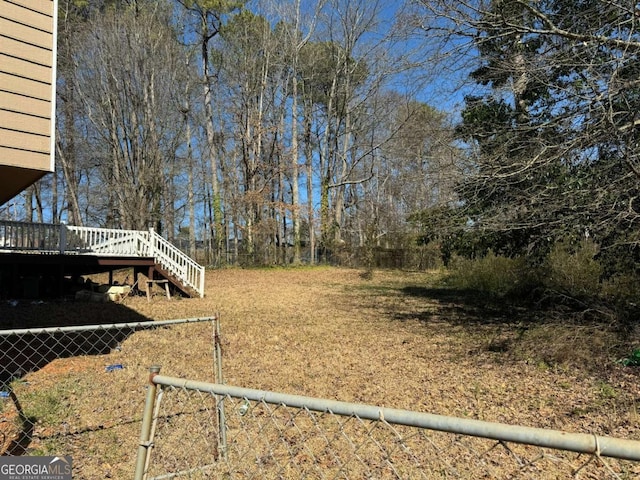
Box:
[0,317,217,339]
[0,317,216,390]
[135,368,640,480]
[0,316,219,464]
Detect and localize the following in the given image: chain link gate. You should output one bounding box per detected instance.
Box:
[135,370,640,479]
[134,320,640,479]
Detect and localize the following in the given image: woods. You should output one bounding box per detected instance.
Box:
[12,0,453,268]
[416,0,640,263]
[4,0,640,293]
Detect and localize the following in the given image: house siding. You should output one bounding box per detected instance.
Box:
[0,0,57,205]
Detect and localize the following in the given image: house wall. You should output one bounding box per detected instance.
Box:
[0,0,57,205]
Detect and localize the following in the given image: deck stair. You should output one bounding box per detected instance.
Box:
[0,220,205,298]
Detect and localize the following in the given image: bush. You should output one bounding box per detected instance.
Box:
[446,251,535,298]
[603,273,640,302]
[543,239,603,299]
[601,273,640,325]
[442,238,640,327]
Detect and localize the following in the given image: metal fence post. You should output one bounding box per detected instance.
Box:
[213,316,228,461]
[134,365,161,480]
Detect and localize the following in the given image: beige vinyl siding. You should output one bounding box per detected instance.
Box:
[8,0,53,16]
[0,0,56,203]
[0,109,49,134]
[2,129,50,152]
[0,71,51,100]
[0,17,51,49]
[0,36,53,66]
[0,146,49,165]
[0,91,50,120]
[0,1,53,31]
[0,54,53,82]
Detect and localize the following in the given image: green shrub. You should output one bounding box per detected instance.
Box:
[602,273,640,304]
[447,251,534,298]
[543,239,602,298]
[601,273,640,325]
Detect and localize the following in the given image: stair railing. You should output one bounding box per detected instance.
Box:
[0,220,205,298]
[145,229,205,297]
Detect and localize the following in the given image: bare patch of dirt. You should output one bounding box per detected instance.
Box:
[0,408,21,454]
[3,267,639,478]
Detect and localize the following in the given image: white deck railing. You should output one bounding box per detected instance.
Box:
[0,220,205,297]
[0,220,61,252]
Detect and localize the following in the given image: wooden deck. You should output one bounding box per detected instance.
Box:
[0,221,205,299]
[0,251,154,298]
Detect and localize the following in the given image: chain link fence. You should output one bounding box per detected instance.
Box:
[2,313,640,478]
[135,370,640,480]
[0,317,219,470]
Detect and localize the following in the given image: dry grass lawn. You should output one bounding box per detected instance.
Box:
[1,267,639,478]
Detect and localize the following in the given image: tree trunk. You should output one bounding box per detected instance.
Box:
[202,32,224,265]
[186,116,197,258]
[291,75,301,263]
[304,101,315,263]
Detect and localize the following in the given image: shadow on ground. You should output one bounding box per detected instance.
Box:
[352,281,636,375]
[396,285,533,325]
[0,300,153,386]
[0,300,154,455]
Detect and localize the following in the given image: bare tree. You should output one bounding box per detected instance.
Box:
[176,0,244,264]
[73,1,186,230]
[270,0,325,264]
[40,0,465,270]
